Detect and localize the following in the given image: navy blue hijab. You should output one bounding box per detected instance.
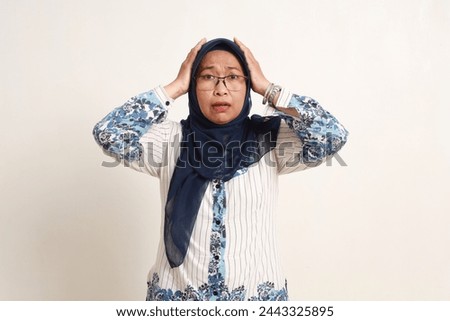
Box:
[164,38,281,268]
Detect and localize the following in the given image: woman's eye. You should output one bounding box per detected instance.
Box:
[228,75,238,80]
[202,75,215,80]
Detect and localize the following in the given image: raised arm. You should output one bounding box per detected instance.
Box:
[274,90,348,174]
[92,87,171,164]
[93,39,206,175]
[234,38,348,174]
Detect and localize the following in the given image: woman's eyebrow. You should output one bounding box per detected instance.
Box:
[198,66,214,72]
[226,66,241,71]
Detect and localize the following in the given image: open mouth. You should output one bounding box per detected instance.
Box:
[212,102,231,112]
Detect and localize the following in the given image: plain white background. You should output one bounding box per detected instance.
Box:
[1,0,449,300]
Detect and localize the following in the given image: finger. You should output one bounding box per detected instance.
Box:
[234,37,257,63]
[194,37,207,51]
[186,38,206,59]
[193,38,206,53]
[234,37,252,56]
[198,37,207,45]
[234,37,250,57]
[234,37,245,49]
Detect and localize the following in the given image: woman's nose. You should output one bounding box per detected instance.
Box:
[213,79,228,95]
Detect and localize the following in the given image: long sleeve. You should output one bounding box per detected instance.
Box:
[274,89,349,174]
[92,86,176,177]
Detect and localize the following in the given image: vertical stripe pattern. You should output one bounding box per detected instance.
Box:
[92,87,348,301]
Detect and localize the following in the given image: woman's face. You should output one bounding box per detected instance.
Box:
[196,50,247,125]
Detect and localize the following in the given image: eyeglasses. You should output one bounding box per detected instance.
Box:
[196,74,247,91]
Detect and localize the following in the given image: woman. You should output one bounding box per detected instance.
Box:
[93,37,348,301]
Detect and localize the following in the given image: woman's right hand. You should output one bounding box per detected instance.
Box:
[164,38,206,100]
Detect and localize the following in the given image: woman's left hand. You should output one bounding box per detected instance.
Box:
[234,37,271,96]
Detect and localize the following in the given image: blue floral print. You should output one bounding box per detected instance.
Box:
[94,88,347,301]
[279,94,348,165]
[146,272,288,301]
[93,91,167,162]
[146,178,288,301]
[93,90,348,167]
[208,179,227,300]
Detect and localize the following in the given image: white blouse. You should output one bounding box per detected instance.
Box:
[93,86,348,300]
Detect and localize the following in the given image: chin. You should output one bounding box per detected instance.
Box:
[210,119,230,125]
[208,114,237,125]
